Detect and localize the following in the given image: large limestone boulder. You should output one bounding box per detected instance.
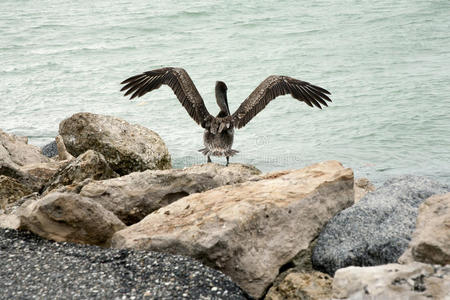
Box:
[18,192,126,246]
[59,113,171,175]
[42,150,118,195]
[111,161,354,299]
[79,163,261,225]
[265,271,332,300]
[312,176,449,275]
[332,263,450,299]
[399,192,450,265]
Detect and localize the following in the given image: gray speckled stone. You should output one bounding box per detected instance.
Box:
[0,228,248,300]
[42,140,58,158]
[312,175,449,276]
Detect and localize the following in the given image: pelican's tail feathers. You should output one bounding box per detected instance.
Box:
[198,148,239,157]
[225,149,239,157]
[198,148,209,155]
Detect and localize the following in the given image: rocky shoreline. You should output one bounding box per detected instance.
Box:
[1,112,449,299]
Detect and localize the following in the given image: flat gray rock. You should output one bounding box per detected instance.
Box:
[0,228,247,300]
[312,175,449,275]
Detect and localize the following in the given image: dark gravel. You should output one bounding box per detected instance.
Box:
[0,228,248,300]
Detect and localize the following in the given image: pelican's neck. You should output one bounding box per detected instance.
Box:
[215,82,230,116]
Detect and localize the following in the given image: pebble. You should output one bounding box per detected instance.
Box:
[0,228,248,299]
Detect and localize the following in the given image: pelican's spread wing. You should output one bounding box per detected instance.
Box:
[232,75,332,129]
[120,67,212,127]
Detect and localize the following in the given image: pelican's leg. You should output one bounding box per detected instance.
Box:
[207,155,212,163]
[226,156,229,166]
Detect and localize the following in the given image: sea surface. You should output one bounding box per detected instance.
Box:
[1,0,449,185]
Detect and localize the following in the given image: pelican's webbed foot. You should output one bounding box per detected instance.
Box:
[207,155,212,163]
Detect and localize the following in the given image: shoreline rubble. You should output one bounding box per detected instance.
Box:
[1,112,449,299]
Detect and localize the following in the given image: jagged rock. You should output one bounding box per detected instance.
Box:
[266,238,319,296]
[332,263,450,299]
[78,163,261,225]
[0,129,56,191]
[18,192,126,246]
[0,193,39,230]
[312,176,449,276]
[0,164,42,192]
[20,160,68,185]
[111,161,354,299]
[287,239,318,273]
[41,136,75,161]
[399,193,450,265]
[59,113,171,175]
[0,129,50,167]
[0,175,32,208]
[42,150,118,195]
[0,214,20,230]
[354,177,375,203]
[55,135,74,160]
[3,192,40,214]
[265,271,332,300]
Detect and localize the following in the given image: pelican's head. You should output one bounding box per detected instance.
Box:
[215,81,227,92]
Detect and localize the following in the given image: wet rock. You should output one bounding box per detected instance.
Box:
[332,263,450,299]
[312,175,449,275]
[354,177,375,203]
[59,113,171,175]
[42,150,118,195]
[111,161,354,298]
[265,271,332,300]
[18,192,126,246]
[79,163,260,225]
[399,192,450,265]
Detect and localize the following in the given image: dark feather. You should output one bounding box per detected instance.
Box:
[232,75,332,129]
[120,67,212,127]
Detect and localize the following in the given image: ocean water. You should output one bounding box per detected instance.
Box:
[1,0,449,184]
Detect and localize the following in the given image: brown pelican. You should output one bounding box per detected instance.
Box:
[120,67,332,166]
